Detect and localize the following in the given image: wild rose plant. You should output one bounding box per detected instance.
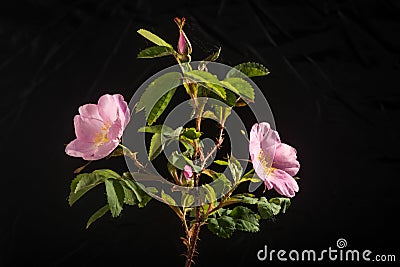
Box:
[65,18,301,267]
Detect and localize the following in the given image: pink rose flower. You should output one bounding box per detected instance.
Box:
[249,122,300,197]
[65,94,130,160]
[183,165,193,180]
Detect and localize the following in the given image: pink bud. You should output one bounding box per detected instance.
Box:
[183,165,193,180]
[174,17,192,57]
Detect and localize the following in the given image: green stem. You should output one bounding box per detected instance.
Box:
[207,181,239,216]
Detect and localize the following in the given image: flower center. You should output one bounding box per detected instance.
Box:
[93,121,111,147]
[257,149,274,175]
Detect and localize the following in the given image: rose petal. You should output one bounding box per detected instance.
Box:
[178,30,189,55]
[250,123,280,155]
[249,122,280,178]
[74,115,104,142]
[107,118,122,141]
[249,136,260,162]
[78,104,102,121]
[65,139,96,158]
[250,123,279,145]
[258,123,280,150]
[94,141,119,159]
[263,177,274,190]
[268,169,299,198]
[112,94,130,129]
[98,94,118,123]
[250,145,264,175]
[272,143,300,176]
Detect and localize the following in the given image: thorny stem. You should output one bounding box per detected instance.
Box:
[182,208,190,236]
[171,59,231,267]
[195,100,205,133]
[194,99,206,162]
[118,144,146,169]
[184,222,202,267]
[184,172,202,267]
[200,122,225,170]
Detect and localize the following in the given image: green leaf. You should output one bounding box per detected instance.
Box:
[105,179,124,218]
[230,206,260,232]
[239,169,261,183]
[270,197,291,214]
[212,104,232,123]
[69,169,120,206]
[202,110,218,121]
[137,29,173,48]
[212,173,232,197]
[214,160,229,166]
[226,62,269,78]
[204,86,237,107]
[168,151,187,170]
[137,46,175,58]
[222,77,255,102]
[140,125,181,160]
[149,133,163,161]
[200,184,217,204]
[179,136,195,157]
[108,146,124,157]
[257,197,281,219]
[184,70,226,99]
[86,205,110,229]
[70,175,81,193]
[136,72,182,119]
[181,128,201,139]
[168,126,183,139]
[69,176,86,206]
[228,194,258,205]
[201,168,218,179]
[202,170,231,190]
[181,192,194,207]
[120,181,138,205]
[198,47,221,70]
[168,151,201,172]
[161,190,177,206]
[121,174,152,208]
[92,169,121,179]
[207,215,236,238]
[74,173,106,193]
[147,88,177,125]
[167,162,179,182]
[224,89,239,106]
[217,208,232,217]
[228,156,243,183]
[203,47,221,62]
[138,125,162,133]
[138,125,175,135]
[182,154,202,173]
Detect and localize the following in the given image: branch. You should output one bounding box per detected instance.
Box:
[184,222,202,267]
[119,144,146,169]
[200,124,225,170]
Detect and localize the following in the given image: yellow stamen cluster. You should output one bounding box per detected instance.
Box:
[93,122,111,147]
[257,149,275,176]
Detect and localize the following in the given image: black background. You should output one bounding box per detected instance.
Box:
[1,0,399,266]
